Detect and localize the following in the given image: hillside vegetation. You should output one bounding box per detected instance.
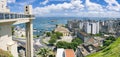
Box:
[87,37,120,57]
[0,49,13,57]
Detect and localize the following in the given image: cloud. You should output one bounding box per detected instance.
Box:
[85,0,103,11]
[40,0,49,5]
[105,0,120,11]
[8,0,36,13]
[33,0,120,17]
[34,0,84,16]
[7,0,16,3]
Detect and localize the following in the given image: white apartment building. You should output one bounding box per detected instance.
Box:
[79,21,84,30]
[84,21,99,34]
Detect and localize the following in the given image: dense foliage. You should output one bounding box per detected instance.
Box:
[54,32,63,39]
[56,41,77,50]
[72,38,83,45]
[37,48,50,57]
[56,38,82,50]
[11,26,15,35]
[0,49,13,57]
[87,37,120,57]
[37,48,55,57]
[48,32,63,44]
[103,36,116,47]
[46,32,51,37]
[49,34,57,44]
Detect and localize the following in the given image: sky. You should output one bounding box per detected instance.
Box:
[7,0,120,17]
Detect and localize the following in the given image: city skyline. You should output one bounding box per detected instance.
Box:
[8,0,120,17]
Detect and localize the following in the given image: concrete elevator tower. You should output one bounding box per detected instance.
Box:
[0,0,35,57]
[24,5,34,57]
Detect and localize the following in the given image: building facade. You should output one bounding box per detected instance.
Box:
[0,0,10,12]
[0,1,35,57]
[84,21,99,34]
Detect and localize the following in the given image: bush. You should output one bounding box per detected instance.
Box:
[48,34,57,44]
[49,38,56,44]
[72,38,83,45]
[103,36,116,48]
[56,41,79,50]
[46,32,51,37]
[106,36,115,41]
[0,49,13,57]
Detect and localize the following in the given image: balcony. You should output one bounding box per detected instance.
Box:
[0,12,35,20]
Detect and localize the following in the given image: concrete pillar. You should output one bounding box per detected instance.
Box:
[26,20,33,57]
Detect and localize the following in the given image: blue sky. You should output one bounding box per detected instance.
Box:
[7,0,120,17]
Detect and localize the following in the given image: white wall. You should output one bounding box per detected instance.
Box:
[85,22,91,34]
[84,22,99,34]
[91,23,96,34]
[0,0,10,12]
[24,5,33,14]
[0,24,18,57]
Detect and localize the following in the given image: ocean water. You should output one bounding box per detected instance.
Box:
[17,17,112,36]
[33,17,81,35]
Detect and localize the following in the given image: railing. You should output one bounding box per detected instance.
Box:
[0,13,35,20]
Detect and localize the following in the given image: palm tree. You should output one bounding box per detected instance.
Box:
[37,48,50,57]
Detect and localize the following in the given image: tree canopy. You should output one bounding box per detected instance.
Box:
[37,48,50,57]
[46,32,51,37]
[103,36,116,47]
[72,38,83,45]
[56,39,82,50]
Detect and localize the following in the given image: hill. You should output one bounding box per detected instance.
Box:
[87,37,120,57]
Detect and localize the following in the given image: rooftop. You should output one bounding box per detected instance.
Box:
[55,26,69,33]
[78,31,88,36]
[65,49,75,57]
[56,48,64,57]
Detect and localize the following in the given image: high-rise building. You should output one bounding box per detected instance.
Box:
[84,21,99,34]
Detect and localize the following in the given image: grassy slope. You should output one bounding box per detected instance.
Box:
[87,37,120,57]
[0,49,13,57]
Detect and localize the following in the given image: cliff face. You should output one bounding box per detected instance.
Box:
[87,37,120,57]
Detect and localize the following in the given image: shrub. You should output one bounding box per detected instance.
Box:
[0,49,13,57]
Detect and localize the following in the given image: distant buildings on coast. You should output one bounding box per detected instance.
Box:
[66,19,120,57]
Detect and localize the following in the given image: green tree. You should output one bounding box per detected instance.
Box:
[104,40,112,46]
[56,41,68,48]
[51,34,57,39]
[46,32,51,37]
[49,38,56,44]
[11,26,15,35]
[106,36,115,41]
[49,55,55,57]
[69,42,78,50]
[48,34,57,44]
[37,48,50,57]
[103,36,116,47]
[72,38,83,45]
[56,41,79,50]
[55,32,63,39]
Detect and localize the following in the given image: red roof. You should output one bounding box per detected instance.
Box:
[65,49,75,57]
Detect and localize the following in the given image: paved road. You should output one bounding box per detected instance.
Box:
[12,36,47,51]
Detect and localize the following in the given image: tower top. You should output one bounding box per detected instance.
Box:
[24,5,33,15]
